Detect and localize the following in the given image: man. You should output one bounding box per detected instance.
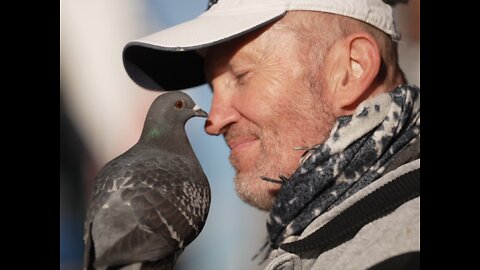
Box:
[123,0,420,269]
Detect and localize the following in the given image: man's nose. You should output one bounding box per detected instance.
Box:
[205,89,240,135]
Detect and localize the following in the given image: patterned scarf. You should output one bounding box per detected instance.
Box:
[266,84,420,247]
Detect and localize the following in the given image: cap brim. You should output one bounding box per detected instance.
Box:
[123,9,286,91]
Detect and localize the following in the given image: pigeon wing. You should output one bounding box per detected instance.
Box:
[83,159,126,270]
[93,155,210,268]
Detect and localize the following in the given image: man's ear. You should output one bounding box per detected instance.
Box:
[323,33,381,116]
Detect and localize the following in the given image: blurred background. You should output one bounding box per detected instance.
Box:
[60,1,419,269]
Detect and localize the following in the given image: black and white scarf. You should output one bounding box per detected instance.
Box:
[266,84,420,248]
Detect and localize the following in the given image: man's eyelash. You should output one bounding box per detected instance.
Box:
[235,71,251,81]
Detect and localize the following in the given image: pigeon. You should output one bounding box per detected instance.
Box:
[83,91,211,270]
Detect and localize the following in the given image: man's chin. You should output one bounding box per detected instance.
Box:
[234,174,281,211]
[241,195,275,212]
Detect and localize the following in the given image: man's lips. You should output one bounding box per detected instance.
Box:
[227,137,259,152]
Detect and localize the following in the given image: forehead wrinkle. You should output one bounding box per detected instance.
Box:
[205,21,285,77]
[259,44,298,89]
[240,26,285,62]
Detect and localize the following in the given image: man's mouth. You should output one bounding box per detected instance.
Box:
[227,136,259,154]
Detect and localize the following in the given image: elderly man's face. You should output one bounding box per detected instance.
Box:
[204,23,335,211]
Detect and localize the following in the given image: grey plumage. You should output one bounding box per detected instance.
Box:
[83,91,211,270]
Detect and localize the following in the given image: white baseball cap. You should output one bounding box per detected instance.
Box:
[123,0,401,91]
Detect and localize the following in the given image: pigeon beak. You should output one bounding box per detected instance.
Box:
[193,105,208,118]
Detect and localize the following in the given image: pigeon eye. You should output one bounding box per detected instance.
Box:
[175,100,185,109]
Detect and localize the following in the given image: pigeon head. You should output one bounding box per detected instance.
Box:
[141,91,208,141]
